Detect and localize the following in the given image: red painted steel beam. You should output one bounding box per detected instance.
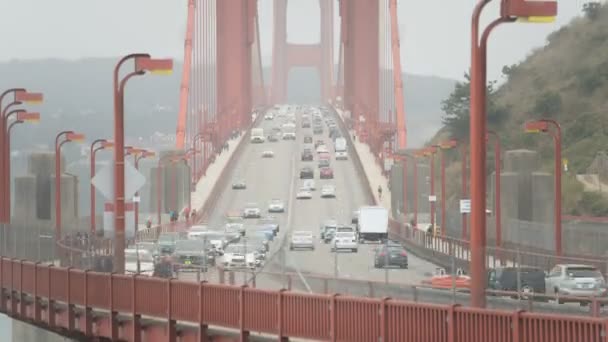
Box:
[217,0,254,137]
[175,0,196,150]
[271,0,333,103]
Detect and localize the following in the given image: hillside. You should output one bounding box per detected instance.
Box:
[436,3,608,216]
[0,59,454,153]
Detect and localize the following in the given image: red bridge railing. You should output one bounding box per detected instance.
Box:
[0,256,604,341]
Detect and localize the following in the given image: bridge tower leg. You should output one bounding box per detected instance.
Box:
[271,0,334,104]
[342,0,379,144]
[217,0,256,137]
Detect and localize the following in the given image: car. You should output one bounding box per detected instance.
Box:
[321,185,336,198]
[268,199,285,213]
[225,216,246,236]
[318,159,330,168]
[303,179,316,191]
[299,167,314,179]
[187,231,228,254]
[264,113,274,120]
[258,216,280,235]
[545,264,608,304]
[222,244,258,269]
[374,244,408,269]
[172,239,216,271]
[351,210,360,225]
[331,231,358,252]
[262,150,275,158]
[313,125,323,134]
[320,167,334,179]
[304,136,313,144]
[320,220,338,242]
[232,180,246,190]
[290,231,315,250]
[125,249,155,276]
[487,267,546,299]
[335,151,348,160]
[316,145,329,154]
[157,232,186,255]
[302,120,311,128]
[314,140,325,149]
[242,203,262,218]
[301,150,313,161]
[131,241,160,260]
[296,187,313,199]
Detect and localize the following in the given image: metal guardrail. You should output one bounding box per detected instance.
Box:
[0,256,604,341]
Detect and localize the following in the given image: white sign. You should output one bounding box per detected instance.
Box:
[460,199,471,214]
[428,195,437,202]
[91,161,146,200]
[133,195,141,203]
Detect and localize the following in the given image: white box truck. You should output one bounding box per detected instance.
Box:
[334,137,347,160]
[357,206,388,243]
[251,128,265,143]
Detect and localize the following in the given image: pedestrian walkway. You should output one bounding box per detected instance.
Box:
[191,134,244,213]
[334,108,392,213]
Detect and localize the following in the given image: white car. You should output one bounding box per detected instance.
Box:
[264,113,274,120]
[189,231,228,254]
[331,231,359,252]
[225,222,246,236]
[268,199,285,213]
[243,203,261,218]
[321,185,336,198]
[290,231,315,250]
[316,145,329,154]
[296,187,313,199]
[335,151,348,160]
[303,179,316,191]
[125,249,155,276]
[222,244,258,269]
[262,150,275,158]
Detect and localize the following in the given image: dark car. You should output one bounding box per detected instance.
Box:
[232,180,247,190]
[374,244,408,269]
[301,150,313,161]
[172,239,216,272]
[267,133,279,142]
[302,120,311,128]
[313,126,323,135]
[487,267,546,299]
[304,136,313,144]
[320,167,334,179]
[300,167,314,179]
[351,210,360,225]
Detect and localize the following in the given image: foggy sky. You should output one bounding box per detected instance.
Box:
[0,0,587,81]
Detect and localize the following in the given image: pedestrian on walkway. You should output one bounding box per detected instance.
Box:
[377,185,383,200]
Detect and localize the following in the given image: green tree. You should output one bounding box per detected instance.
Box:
[532,91,562,117]
[441,72,508,140]
[582,2,601,20]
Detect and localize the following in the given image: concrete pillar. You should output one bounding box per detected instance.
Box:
[50,174,79,234]
[13,176,37,220]
[503,149,539,173]
[499,172,519,245]
[531,172,555,251]
[389,164,403,219]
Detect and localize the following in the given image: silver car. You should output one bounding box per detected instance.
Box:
[290,231,315,251]
[243,203,261,218]
[546,264,607,303]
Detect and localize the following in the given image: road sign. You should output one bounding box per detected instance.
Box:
[428,195,437,202]
[91,161,146,200]
[460,199,471,214]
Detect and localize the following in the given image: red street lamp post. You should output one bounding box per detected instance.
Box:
[486,130,502,251]
[469,0,556,307]
[90,139,114,235]
[55,131,85,244]
[113,54,173,273]
[524,119,562,256]
[0,89,43,222]
[4,111,40,222]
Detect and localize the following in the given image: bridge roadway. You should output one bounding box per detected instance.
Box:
[177,107,439,290]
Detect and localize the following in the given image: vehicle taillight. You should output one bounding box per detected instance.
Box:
[401,251,407,257]
[379,252,386,257]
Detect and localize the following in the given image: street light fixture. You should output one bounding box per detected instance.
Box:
[0,89,43,223]
[4,111,40,222]
[469,0,557,308]
[524,119,562,256]
[90,139,114,235]
[113,54,173,274]
[55,131,85,246]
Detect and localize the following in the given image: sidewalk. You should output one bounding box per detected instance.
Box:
[334,108,392,213]
[191,134,244,212]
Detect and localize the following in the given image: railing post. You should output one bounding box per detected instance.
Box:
[132,274,141,342]
[167,278,176,342]
[83,269,92,337]
[380,297,390,342]
[277,289,287,342]
[239,285,250,341]
[512,310,524,342]
[47,263,55,328]
[218,267,225,284]
[198,281,209,342]
[329,294,338,342]
[33,262,41,322]
[447,304,460,342]
[66,266,74,331]
[109,272,118,340]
